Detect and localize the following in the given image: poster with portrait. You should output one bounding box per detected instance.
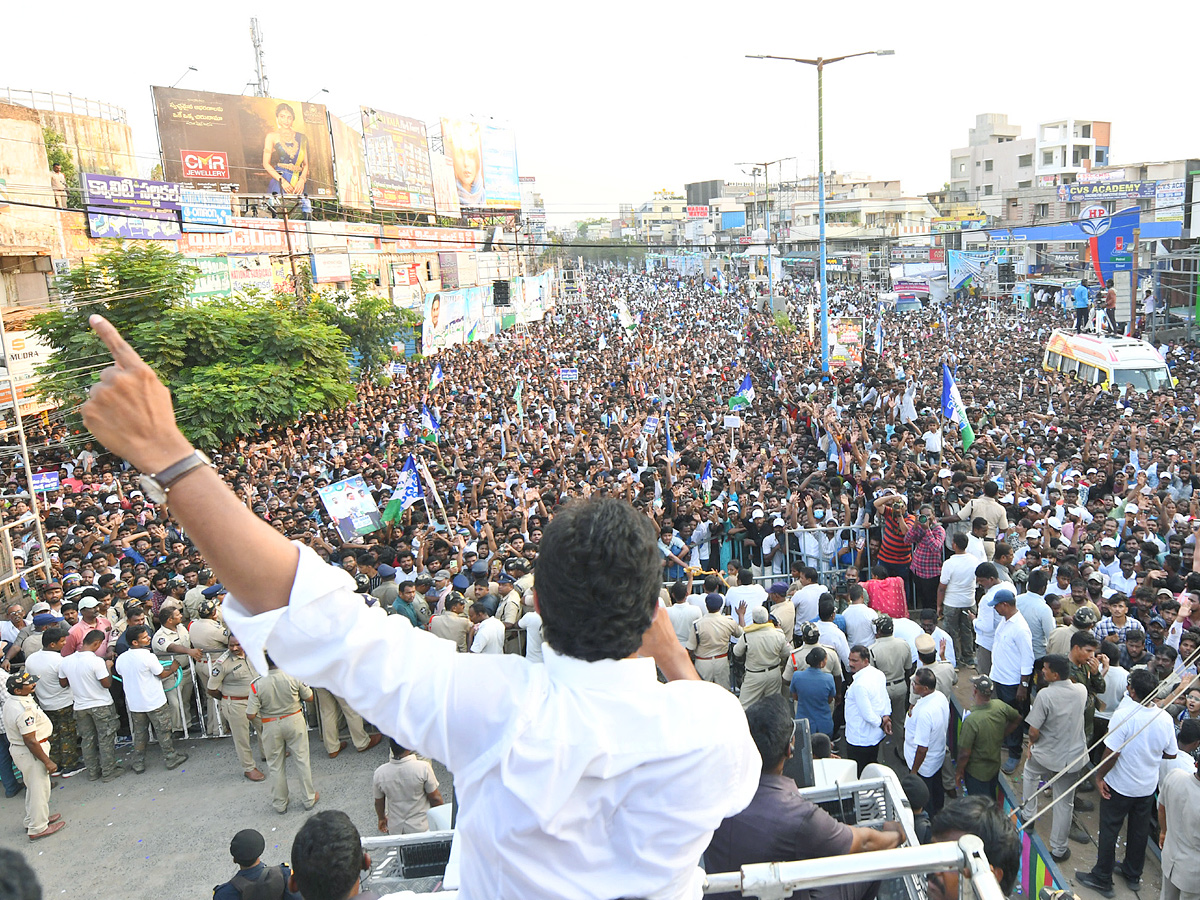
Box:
[329,113,371,210]
[422,290,467,354]
[153,87,335,196]
[430,151,461,219]
[317,475,382,542]
[439,117,520,210]
[360,107,435,212]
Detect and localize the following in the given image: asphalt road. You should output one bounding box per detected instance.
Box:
[1,729,453,900]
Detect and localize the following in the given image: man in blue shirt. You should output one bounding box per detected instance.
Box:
[1073,280,1092,333]
[790,646,836,737]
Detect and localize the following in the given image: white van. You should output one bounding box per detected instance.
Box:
[1043,329,1174,392]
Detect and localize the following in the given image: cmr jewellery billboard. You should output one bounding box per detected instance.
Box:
[153,87,335,197]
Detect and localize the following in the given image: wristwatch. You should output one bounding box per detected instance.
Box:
[138,450,213,504]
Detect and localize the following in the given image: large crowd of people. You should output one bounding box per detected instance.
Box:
[1,264,1199,899]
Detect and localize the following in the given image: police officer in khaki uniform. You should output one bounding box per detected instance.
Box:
[246,657,317,814]
[314,688,380,759]
[3,672,65,840]
[496,574,525,655]
[207,634,264,782]
[685,593,744,689]
[783,622,845,694]
[191,599,229,730]
[429,594,472,652]
[869,614,915,753]
[152,606,202,732]
[733,607,790,709]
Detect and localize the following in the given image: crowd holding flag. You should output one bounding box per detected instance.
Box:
[728,374,755,410]
[513,381,525,419]
[701,460,713,499]
[381,455,423,523]
[421,404,440,438]
[941,362,975,451]
[428,362,444,391]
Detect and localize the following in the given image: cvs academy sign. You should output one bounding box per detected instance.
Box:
[181,150,229,179]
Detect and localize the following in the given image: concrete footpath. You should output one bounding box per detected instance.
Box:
[0,731,453,899]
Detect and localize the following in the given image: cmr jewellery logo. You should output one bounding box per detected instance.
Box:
[1079,204,1110,237]
[180,151,229,179]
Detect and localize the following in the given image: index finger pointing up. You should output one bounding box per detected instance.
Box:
[89,315,142,369]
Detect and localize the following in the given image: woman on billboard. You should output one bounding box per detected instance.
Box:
[446,119,485,207]
[263,103,309,195]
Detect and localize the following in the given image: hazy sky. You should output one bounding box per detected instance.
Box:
[6,0,1198,225]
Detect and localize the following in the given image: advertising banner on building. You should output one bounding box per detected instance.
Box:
[82,174,181,210]
[360,107,435,212]
[328,114,372,210]
[440,118,520,209]
[1063,181,1155,201]
[430,153,461,219]
[932,216,987,234]
[185,256,233,301]
[829,317,867,369]
[176,217,305,255]
[1155,178,1185,223]
[228,253,275,297]
[317,475,382,542]
[0,330,56,416]
[180,189,233,232]
[87,209,181,241]
[152,87,336,196]
[686,206,709,218]
[380,225,483,252]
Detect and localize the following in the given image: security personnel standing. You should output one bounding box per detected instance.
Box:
[189,600,229,653]
[870,614,915,753]
[246,656,317,814]
[496,573,525,655]
[686,593,744,689]
[152,606,202,732]
[732,607,790,709]
[207,634,264,782]
[3,672,65,840]
[314,688,380,759]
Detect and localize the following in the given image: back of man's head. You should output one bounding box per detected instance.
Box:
[744,695,794,772]
[290,811,364,900]
[931,796,1020,896]
[738,568,754,586]
[535,498,660,661]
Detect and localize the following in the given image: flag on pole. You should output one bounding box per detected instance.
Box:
[398,422,411,440]
[874,318,884,355]
[941,363,975,451]
[664,413,677,463]
[428,362,444,391]
[381,455,423,523]
[728,374,755,410]
[941,307,950,338]
[598,334,608,351]
[701,460,713,497]
[513,381,524,420]
[420,404,440,436]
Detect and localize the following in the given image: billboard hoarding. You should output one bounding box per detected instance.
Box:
[686,206,709,218]
[328,114,371,210]
[312,253,352,283]
[317,475,382,542]
[440,118,520,209]
[430,153,461,219]
[829,317,866,368]
[1063,181,1155,201]
[175,217,306,255]
[1155,178,1185,223]
[153,87,335,196]
[360,107,435,212]
[87,208,181,241]
[186,256,233,301]
[227,253,275,297]
[932,216,987,233]
[82,174,181,210]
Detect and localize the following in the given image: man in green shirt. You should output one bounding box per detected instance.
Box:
[955,675,1020,799]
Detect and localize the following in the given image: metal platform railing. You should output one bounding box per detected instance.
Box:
[2,88,128,123]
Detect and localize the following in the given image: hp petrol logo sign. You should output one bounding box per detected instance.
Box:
[1079,204,1110,237]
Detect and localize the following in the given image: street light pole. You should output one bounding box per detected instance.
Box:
[738,157,795,313]
[747,49,894,372]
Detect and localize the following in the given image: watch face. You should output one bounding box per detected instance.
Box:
[138,474,167,505]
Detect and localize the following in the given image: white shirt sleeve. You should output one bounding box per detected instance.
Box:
[223,543,530,772]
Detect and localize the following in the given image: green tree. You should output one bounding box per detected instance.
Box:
[42,126,82,208]
[308,270,420,377]
[31,241,354,447]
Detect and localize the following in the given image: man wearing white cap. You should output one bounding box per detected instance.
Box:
[762,517,791,578]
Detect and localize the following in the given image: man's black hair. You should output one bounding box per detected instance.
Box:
[290,810,363,900]
[932,796,1020,895]
[744,694,794,771]
[535,498,659,662]
[1070,631,1100,650]
[1128,667,1159,702]
[1027,569,1049,593]
[1043,653,1070,681]
[0,846,42,900]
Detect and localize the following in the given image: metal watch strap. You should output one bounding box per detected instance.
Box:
[154,452,205,491]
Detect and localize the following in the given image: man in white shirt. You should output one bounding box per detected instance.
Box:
[518,611,544,663]
[1014,570,1056,659]
[85,316,762,900]
[790,566,824,632]
[666,583,703,647]
[24,626,83,777]
[724,570,768,634]
[114,624,187,773]
[468,604,505,654]
[987,589,1034,774]
[58,629,123,781]
[916,608,956,667]
[973,563,1010,676]
[937,534,977,668]
[844,644,892,775]
[1077,668,1179,896]
[905,668,950,813]
[843,585,877,649]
